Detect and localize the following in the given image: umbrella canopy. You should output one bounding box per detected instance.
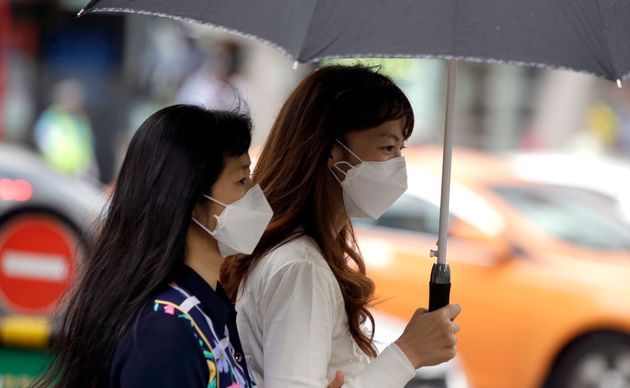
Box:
[81,0,630,82]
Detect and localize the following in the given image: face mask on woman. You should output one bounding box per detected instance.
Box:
[192,184,273,257]
[330,139,407,219]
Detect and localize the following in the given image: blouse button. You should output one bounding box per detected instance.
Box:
[235,352,243,363]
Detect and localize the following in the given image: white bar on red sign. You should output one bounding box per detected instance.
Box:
[1,251,69,282]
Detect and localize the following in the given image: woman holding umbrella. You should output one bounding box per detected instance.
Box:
[222,65,461,387]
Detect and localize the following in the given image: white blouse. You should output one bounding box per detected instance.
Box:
[235,235,415,387]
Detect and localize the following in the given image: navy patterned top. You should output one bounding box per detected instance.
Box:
[110,265,256,388]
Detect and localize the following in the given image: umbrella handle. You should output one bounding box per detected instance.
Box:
[428,263,451,312]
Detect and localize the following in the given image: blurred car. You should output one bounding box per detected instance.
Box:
[372,310,470,388]
[355,146,630,388]
[0,144,105,384]
[507,151,630,223]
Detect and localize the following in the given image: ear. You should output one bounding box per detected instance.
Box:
[191,199,220,231]
[191,200,205,223]
[327,142,345,169]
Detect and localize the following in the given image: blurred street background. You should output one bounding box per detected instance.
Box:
[3,1,630,185]
[1,1,630,388]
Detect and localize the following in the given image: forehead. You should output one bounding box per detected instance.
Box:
[223,153,251,173]
[350,119,405,142]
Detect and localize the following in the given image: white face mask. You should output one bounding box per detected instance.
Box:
[331,139,407,219]
[191,184,273,257]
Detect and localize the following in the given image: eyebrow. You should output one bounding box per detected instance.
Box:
[228,161,251,174]
[380,133,402,143]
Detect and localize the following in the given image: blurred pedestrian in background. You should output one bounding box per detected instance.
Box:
[177,40,247,111]
[33,79,99,180]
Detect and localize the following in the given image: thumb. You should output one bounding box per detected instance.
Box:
[412,307,428,318]
[327,370,345,388]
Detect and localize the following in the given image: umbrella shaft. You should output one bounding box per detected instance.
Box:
[436,61,456,265]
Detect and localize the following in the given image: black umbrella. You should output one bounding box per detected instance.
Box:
[80,0,630,82]
[79,0,630,311]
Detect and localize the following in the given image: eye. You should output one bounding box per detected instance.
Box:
[238,178,247,185]
[382,145,397,153]
[400,144,407,150]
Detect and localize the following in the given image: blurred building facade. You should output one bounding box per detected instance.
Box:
[1,0,629,185]
[1,0,308,183]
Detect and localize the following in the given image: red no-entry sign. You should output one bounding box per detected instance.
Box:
[0,215,78,314]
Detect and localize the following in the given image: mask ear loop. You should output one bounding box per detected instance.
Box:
[191,216,219,235]
[335,139,363,164]
[192,194,227,233]
[329,161,354,184]
[331,139,363,185]
[204,194,227,207]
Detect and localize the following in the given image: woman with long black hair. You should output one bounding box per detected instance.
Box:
[36,105,270,387]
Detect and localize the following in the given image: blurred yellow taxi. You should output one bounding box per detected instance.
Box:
[355,146,630,388]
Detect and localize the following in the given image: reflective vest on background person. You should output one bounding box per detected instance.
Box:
[33,105,98,178]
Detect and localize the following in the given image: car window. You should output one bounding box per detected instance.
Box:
[493,185,630,250]
[354,193,441,235]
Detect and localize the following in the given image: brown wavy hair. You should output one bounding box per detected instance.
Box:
[221,64,414,357]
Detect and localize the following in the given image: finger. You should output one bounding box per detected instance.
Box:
[445,304,461,320]
[452,322,460,333]
[448,345,458,360]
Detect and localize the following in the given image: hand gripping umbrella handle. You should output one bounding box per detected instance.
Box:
[428,263,451,312]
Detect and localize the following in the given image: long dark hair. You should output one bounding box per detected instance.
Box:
[36,104,251,387]
[222,65,414,357]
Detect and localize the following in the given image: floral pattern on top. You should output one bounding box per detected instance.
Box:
[153,283,256,388]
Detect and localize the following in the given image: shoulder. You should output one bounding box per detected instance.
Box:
[111,301,209,386]
[261,235,330,273]
[243,235,342,304]
[116,300,204,358]
[250,235,335,285]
